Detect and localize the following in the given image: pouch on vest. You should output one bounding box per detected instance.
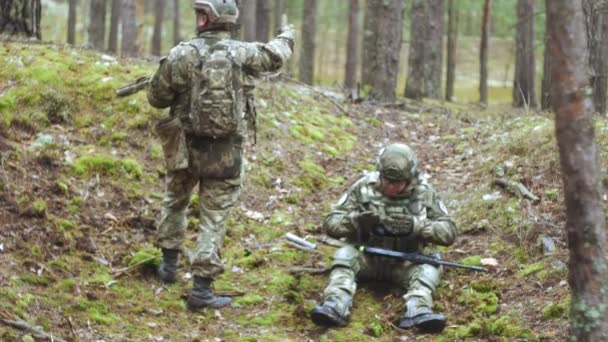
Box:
[190,43,243,138]
[155,116,189,171]
[188,136,243,179]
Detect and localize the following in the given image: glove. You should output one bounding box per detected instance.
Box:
[355,210,380,229]
[277,24,295,42]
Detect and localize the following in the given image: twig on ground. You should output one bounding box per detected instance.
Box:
[110,256,156,278]
[0,310,67,342]
[289,267,330,275]
[493,178,540,202]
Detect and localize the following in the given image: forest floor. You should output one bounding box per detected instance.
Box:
[0,41,593,341]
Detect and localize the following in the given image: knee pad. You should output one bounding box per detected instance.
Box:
[412,264,441,292]
[331,245,361,273]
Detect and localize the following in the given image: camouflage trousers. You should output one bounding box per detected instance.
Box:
[157,168,242,278]
[322,245,441,318]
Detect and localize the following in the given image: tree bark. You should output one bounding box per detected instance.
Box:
[299,0,318,85]
[344,0,360,93]
[135,0,145,54]
[583,0,608,116]
[513,0,536,108]
[88,0,106,50]
[255,0,271,42]
[151,0,166,56]
[242,0,257,42]
[67,0,78,45]
[361,0,406,101]
[547,1,608,340]
[479,0,491,105]
[173,0,180,44]
[121,0,138,57]
[404,0,444,100]
[445,0,458,102]
[0,0,42,39]
[108,0,121,53]
[541,0,552,110]
[274,0,285,34]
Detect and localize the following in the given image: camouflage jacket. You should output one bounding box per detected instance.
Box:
[147,30,293,137]
[324,171,457,253]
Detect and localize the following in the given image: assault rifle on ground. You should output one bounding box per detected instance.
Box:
[116,76,150,97]
[285,233,487,272]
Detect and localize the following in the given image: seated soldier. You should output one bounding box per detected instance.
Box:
[310,143,457,333]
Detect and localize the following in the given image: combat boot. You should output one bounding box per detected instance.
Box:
[157,248,179,284]
[187,276,232,311]
[398,297,446,333]
[310,300,349,327]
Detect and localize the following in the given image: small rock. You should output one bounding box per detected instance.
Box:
[538,235,556,256]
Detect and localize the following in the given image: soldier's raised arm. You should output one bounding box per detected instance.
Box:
[234,25,296,75]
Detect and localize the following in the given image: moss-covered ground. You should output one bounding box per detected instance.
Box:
[0,42,577,341]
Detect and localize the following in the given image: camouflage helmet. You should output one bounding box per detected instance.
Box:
[377,143,418,181]
[193,0,239,24]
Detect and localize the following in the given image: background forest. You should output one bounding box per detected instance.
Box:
[1,0,608,341]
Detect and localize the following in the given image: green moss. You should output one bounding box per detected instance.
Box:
[73,154,142,178]
[19,274,50,286]
[294,160,328,191]
[267,270,296,293]
[31,200,47,215]
[459,255,482,267]
[125,246,162,267]
[457,287,499,314]
[368,320,383,337]
[54,278,77,292]
[519,261,545,277]
[234,294,264,306]
[56,181,69,194]
[542,302,567,320]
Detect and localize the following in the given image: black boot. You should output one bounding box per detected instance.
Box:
[398,298,446,333]
[157,248,179,284]
[310,300,349,327]
[187,276,232,311]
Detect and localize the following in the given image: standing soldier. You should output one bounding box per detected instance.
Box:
[311,143,457,333]
[147,0,295,311]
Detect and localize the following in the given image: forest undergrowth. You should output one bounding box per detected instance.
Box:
[0,41,595,341]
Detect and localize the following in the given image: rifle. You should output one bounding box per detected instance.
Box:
[284,233,487,272]
[116,76,150,97]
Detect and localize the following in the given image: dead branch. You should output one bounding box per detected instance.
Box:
[289,267,330,275]
[0,311,67,342]
[285,77,352,117]
[493,178,540,202]
[110,256,156,277]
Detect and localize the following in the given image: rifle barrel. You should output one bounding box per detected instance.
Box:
[359,246,487,272]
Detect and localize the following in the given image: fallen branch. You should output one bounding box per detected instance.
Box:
[214,290,245,297]
[110,256,156,278]
[285,77,351,117]
[493,178,540,202]
[0,311,66,342]
[289,267,330,275]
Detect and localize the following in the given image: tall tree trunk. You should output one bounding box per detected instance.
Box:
[404,0,444,100]
[299,0,318,85]
[67,0,78,45]
[583,0,608,116]
[151,0,166,56]
[108,0,121,53]
[121,0,138,57]
[255,0,271,42]
[88,0,106,50]
[445,0,458,102]
[136,0,145,54]
[541,0,552,110]
[513,0,536,108]
[0,0,42,39]
[242,0,257,42]
[547,1,608,339]
[274,0,285,34]
[480,0,491,105]
[344,0,360,94]
[232,0,243,39]
[173,0,180,44]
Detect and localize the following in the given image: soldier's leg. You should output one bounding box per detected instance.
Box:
[311,245,371,327]
[187,175,242,310]
[395,263,446,333]
[157,169,198,283]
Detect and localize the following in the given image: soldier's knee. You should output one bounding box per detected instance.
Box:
[413,264,441,291]
[331,245,360,272]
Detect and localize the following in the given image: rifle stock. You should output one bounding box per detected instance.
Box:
[116,76,150,97]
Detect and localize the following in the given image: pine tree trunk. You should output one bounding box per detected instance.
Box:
[480,0,491,105]
[513,0,536,108]
[299,0,318,85]
[88,0,106,50]
[67,0,78,45]
[108,0,121,53]
[0,0,42,39]
[547,1,608,339]
[136,0,145,54]
[405,0,444,100]
[344,0,360,93]
[583,0,608,115]
[121,0,138,57]
[173,0,180,44]
[256,0,271,42]
[541,0,552,110]
[151,0,166,56]
[274,0,285,34]
[445,0,458,101]
[242,0,257,42]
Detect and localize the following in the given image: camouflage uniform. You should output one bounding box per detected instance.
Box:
[312,143,457,332]
[148,30,294,279]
